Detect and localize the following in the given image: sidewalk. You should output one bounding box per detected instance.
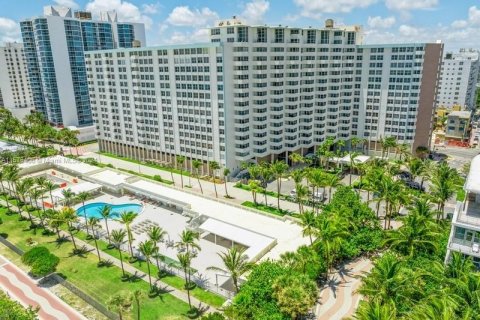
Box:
[83,152,305,214]
[0,199,216,313]
[0,255,85,320]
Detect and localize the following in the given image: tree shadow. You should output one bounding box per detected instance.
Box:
[0,233,8,239]
[127,272,144,283]
[68,245,90,258]
[98,259,113,268]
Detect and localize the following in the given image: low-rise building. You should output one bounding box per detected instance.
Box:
[445,110,471,141]
[446,155,480,268]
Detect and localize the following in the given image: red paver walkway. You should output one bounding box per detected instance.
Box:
[0,255,85,320]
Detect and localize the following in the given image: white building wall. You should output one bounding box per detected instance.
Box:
[437,49,479,110]
[0,43,34,118]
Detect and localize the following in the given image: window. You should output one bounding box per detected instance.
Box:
[274,28,284,43]
[307,30,316,44]
[237,26,248,42]
[257,27,267,43]
[320,31,329,44]
[210,28,220,35]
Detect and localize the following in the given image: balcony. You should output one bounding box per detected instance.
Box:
[456,198,480,227]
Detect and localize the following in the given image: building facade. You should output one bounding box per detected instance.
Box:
[0,42,35,119]
[445,110,471,141]
[437,48,480,110]
[20,6,145,127]
[446,155,480,268]
[86,18,443,172]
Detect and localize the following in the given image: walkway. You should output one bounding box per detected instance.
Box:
[81,151,306,214]
[0,199,216,313]
[0,255,85,320]
[315,257,373,320]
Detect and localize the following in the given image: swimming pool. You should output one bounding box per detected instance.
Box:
[76,202,142,219]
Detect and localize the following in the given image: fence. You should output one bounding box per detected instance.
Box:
[0,235,118,320]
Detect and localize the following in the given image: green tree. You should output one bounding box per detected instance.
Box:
[299,210,317,245]
[119,211,138,258]
[176,155,186,188]
[111,229,128,279]
[248,179,261,205]
[223,168,231,198]
[177,252,194,309]
[87,217,102,263]
[270,160,289,210]
[354,300,397,320]
[207,246,254,293]
[271,273,318,319]
[133,289,146,320]
[0,291,38,320]
[59,206,79,252]
[76,191,90,235]
[209,161,220,198]
[192,159,204,194]
[147,225,167,273]
[99,204,112,245]
[138,240,156,291]
[430,162,458,220]
[107,291,133,320]
[61,188,75,207]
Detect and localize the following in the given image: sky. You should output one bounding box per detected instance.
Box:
[0,0,479,51]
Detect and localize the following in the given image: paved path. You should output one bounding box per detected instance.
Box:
[315,257,373,320]
[0,255,85,320]
[0,199,216,313]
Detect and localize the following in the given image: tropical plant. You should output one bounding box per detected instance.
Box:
[209,161,220,198]
[177,252,193,309]
[248,179,261,205]
[207,246,254,293]
[107,291,133,320]
[223,168,230,198]
[119,211,138,258]
[61,188,75,207]
[299,210,317,245]
[76,191,90,233]
[176,155,186,188]
[147,225,167,272]
[87,217,102,263]
[138,240,157,291]
[111,229,128,279]
[59,206,79,252]
[133,289,146,320]
[99,204,112,245]
[192,159,204,194]
[270,160,289,210]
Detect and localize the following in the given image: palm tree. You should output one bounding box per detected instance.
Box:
[209,161,220,198]
[29,187,45,226]
[192,159,203,194]
[357,253,407,305]
[430,162,458,220]
[107,291,133,320]
[324,173,341,203]
[270,160,289,210]
[299,210,317,245]
[15,180,32,221]
[176,155,185,188]
[177,252,193,309]
[381,136,397,159]
[384,212,439,257]
[44,180,56,207]
[176,229,201,285]
[166,162,175,186]
[111,229,128,279]
[59,206,79,251]
[47,209,63,240]
[99,205,112,245]
[348,152,360,186]
[0,169,11,213]
[354,300,397,320]
[289,152,305,167]
[295,183,309,214]
[61,188,75,207]
[223,168,231,198]
[139,240,156,291]
[87,217,102,263]
[133,290,146,320]
[207,246,254,293]
[4,164,19,198]
[147,226,167,272]
[314,215,349,278]
[119,211,138,258]
[76,191,90,233]
[248,179,261,205]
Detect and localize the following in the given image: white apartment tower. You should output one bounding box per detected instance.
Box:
[437,49,480,110]
[86,18,443,172]
[0,42,34,119]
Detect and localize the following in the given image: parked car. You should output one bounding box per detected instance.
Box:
[405,180,425,191]
[311,190,326,202]
[397,171,413,181]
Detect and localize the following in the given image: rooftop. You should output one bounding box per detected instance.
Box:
[465,155,480,193]
[448,111,471,118]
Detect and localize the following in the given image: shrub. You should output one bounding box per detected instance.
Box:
[22,246,59,277]
[153,175,163,182]
[21,246,49,266]
[0,291,37,319]
[201,312,226,320]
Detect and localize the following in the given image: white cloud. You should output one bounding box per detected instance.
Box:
[241,0,270,24]
[367,16,396,28]
[451,20,467,29]
[293,0,377,16]
[166,6,219,27]
[468,6,480,25]
[398,24,422,37]
[0,17,21,43]
[53,0,79,9]
[385,0,438,11]
[86,0,153,29]
[142,3,159,15]
[166,28,209,44]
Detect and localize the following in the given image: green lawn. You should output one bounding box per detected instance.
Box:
[74,229,225,308]
[241,201,296,217]
[99,152,191,177]
[0,207,193,320]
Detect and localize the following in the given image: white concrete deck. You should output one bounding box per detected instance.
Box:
[88,170,131,186]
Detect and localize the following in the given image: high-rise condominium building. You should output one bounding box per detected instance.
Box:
[445,154,480,268]
[85,18,443,172]
[437,48,480,110]
[0,42,34,119]
[20,6,145,127]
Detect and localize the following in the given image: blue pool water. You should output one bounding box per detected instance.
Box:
[76,202,142,219]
